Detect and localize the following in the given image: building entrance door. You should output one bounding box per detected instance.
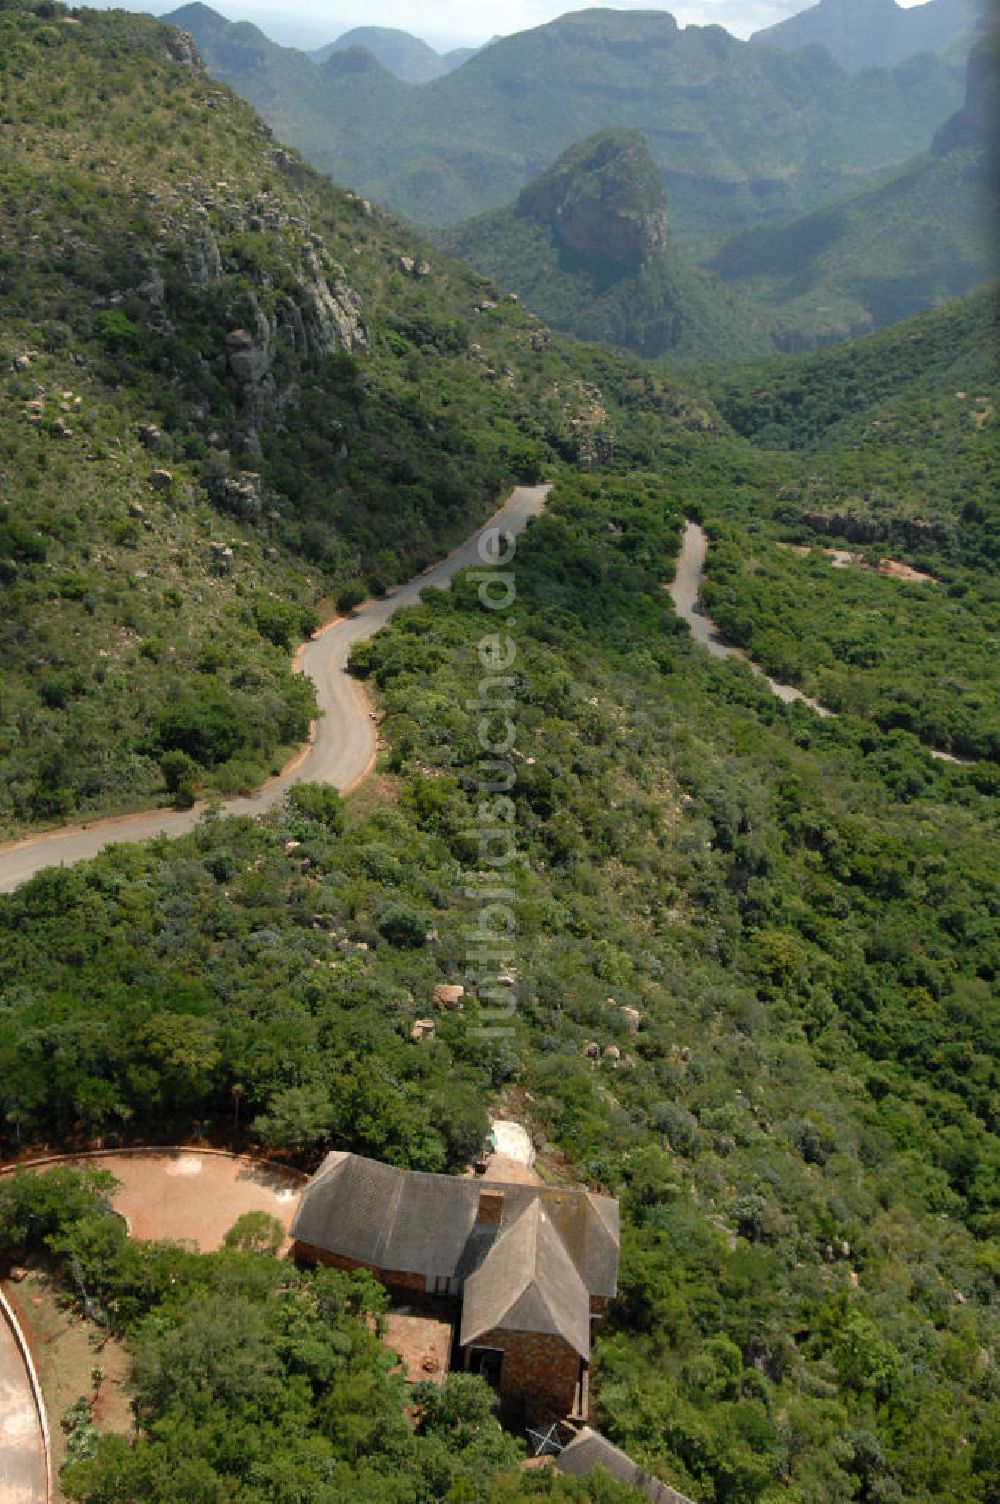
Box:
[467,1345,503,1390]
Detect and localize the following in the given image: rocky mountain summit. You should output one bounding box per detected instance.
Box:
[516,129,669,273]
[443,131,773,359]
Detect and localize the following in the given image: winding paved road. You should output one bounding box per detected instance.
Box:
[0,484,550,895]
[669,522,832,714]
[669,520,963,762]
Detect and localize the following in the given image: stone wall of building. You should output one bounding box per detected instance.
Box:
[291,1242,427,1294]
[467,1328,584,1418]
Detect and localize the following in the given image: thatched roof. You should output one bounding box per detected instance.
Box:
[460,1200,591,1356]
[290,1152,619,1325]
[557,1428,696,1504]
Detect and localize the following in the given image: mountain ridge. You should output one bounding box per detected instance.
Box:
[707,29,998,340]
[751,0,983,71]
[309,26,476,83]
[164,4,966,245]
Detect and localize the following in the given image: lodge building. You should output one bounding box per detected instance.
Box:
[290,1150,620,1423]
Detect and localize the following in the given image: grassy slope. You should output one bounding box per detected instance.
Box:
[166,4,965,246]
[0,2,711,836]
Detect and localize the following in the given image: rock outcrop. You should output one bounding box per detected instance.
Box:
[517,129,669,272]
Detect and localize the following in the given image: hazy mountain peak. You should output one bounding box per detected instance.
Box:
[752,0,980,72]
[313,25,448,83]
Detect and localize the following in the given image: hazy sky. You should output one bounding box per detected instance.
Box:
[148,0,930,52]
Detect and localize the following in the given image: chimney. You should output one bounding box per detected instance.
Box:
[476,1189,504,1229]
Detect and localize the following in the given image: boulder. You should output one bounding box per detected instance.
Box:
[433,983,465,1009]
[410,1018,436,1042]
[150,469,173,491]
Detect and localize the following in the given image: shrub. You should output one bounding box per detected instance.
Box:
[223,1211,285,1257]
[285,782,345,832]
[160,749,198,806]
[336,581,366,614]
[376,902,428,949]
[157,691,252,766]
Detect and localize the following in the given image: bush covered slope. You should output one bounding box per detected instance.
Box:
[706,32,998,342]
[2,472,997,1501]
[0,0,709,835]
[699,287,1000,758]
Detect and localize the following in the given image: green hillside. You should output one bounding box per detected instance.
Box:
[706,145,993,342]
[442,130,776,359]
[3,466,998,1503]
[165,4,966,247]
[697,287,1000,758]
[0,7,997,1503]
[751,0,983,71]
[0,0,710,837]
[705,31,998,342]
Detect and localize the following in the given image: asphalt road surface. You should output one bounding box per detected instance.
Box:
[668,521,832,713]
[0,1304,46,1504]
[0,484,550,894]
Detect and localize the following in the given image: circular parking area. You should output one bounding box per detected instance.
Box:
[44,1150,306,1252]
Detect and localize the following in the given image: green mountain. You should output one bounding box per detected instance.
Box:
[164,4,966,247]
[310,26,456,83]
[704,32,998,343]
[751,0,984,71]
[442,129,776,358]
[700,285,999,757]
[0,0,711,837]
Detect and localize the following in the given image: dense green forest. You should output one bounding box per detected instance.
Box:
[694,288,1000,760]
[706,27,997,342]
[2,474,997,1501]
[0,0,707,834]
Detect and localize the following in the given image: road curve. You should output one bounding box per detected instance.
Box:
[669,521,965,763]
[669,521,832,714]
[0,1296,47,1504]
[0,484,550,895]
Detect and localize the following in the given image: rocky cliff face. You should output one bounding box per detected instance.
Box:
[141,142,369,443]
[933,25,999,154]
[516,129,669,272]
